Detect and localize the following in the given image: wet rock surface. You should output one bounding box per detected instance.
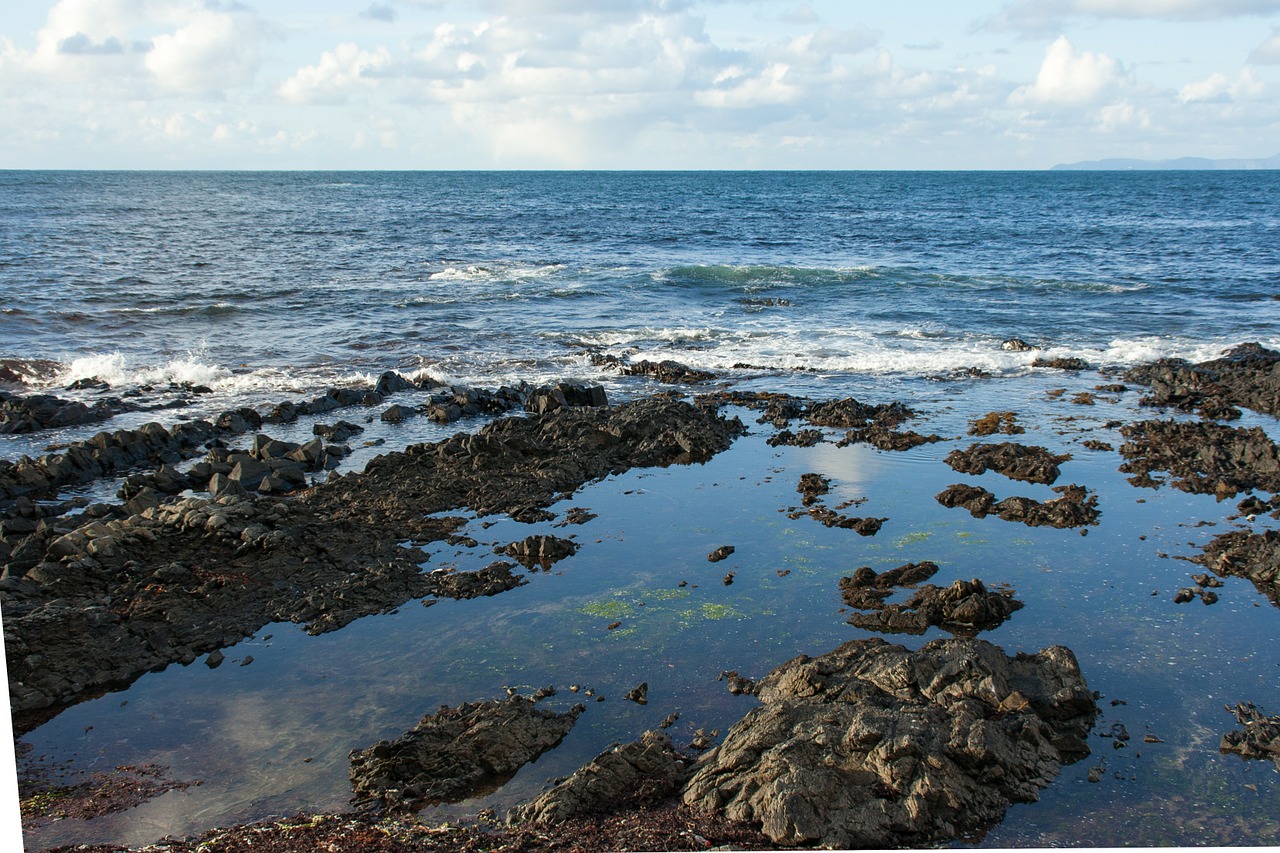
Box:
[509,730,692,827]
[3,395,744,730]
[1219,702,1280,769]
[349,695,585,812]
[936,483,1100,528]
[503,535,580,570]
[1125,342,1280,419]
[1118,419,1280,496]
[945,442,1070,485]
[681,637,1095,849]
[0,390,127,434]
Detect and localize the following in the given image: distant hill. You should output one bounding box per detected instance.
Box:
[1051,154,1280,170]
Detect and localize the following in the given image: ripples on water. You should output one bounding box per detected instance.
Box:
[1,171,1278,402]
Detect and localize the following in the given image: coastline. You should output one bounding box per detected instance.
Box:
[6,346,1280,849]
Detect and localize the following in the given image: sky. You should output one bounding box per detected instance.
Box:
[0,0,1277,170]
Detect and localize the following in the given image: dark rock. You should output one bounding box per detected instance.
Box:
[766,428,824,447]
[509,730,690,826]
[707,545,735,563]
[682,637,1095,849]
[945,443,1071,485]
[625,682,649,705]
[1119,419,1280,497]
[838,426,944,451]
[374,371,416,396]
[380,404,417,424]
[1001,338,1036,351]
[796,473,829,506]
[847,578,1024,636]
[839,562,939,610]
[618,359,716,385]
[936,483,1100,529]
[1032,356,1089,371]
[1194,529,1280,606]
[349,695,584,811]
[719,670,756,695]
[1125,342,1280,419]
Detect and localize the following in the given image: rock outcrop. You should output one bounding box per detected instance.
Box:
[681,637,1095,849]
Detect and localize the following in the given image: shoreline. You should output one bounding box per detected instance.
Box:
[7,346,1280,849]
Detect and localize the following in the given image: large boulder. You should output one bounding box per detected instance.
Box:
[682,637,1095,849]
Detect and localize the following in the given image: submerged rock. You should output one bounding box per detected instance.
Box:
[349,695,584,812]
[968,411,1024,437]
[681,637,1095,849]
[838,425,944,451]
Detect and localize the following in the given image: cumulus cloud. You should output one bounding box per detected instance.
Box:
[984,0,1280,33]
[145,8,265,92]
[278,43,393,104]
[1009,37,1124,106]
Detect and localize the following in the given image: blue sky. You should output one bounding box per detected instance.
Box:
[0,0,1277,169]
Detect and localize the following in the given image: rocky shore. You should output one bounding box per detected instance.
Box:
[9,343,1280,851]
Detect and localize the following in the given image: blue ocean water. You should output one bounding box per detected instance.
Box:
[2,170,1277,410]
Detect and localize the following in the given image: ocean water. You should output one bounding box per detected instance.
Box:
[2,170,1278,409]
[5,171,1280,849]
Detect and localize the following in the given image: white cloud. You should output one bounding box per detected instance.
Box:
[1179,68,1265,102]
[1098,99,1152,130]
[278,44,393,105]
[1250,28,1280,63]
[1009,37,1124,106]
[145,8,264,93]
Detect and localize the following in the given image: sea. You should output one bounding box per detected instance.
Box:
[4,171,1280,850]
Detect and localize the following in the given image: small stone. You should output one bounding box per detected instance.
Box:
[708,545,735,563]
[625,682,649,705]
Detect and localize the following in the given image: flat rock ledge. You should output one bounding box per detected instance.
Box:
[848,577,1024,636]
[3,396,745,729]
[509,729,692,827]
[349,695,584,812]
[681,637,1095,849]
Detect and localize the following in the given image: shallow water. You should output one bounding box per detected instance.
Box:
[17,372,1280,849]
